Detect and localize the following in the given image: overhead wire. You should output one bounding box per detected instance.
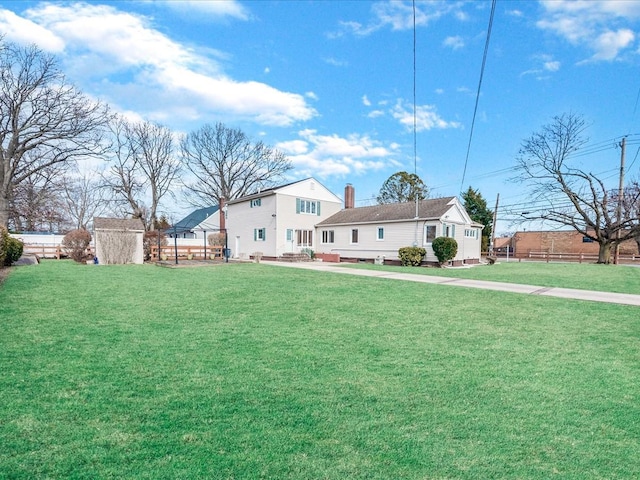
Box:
[459,0,497,193]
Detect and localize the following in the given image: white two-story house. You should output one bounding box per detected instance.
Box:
[225,178,343,260]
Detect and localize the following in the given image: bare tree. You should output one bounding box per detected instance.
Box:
[0,40,110,228]
[180,122,292,207]
[8,162,69,232]
[621,181,640,254]
[62,173,108,230]
[514,113,640,263]
[103,116,180,230]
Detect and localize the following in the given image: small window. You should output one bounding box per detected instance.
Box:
[443,223,455,238]
[424,225,437,243]
[250,198,261,208]
[377,227,384,240]
[465,229,477,238]
[322,230,335,244]
[583,236,594,243]
[351,229,359,244]
[254,228,266,241]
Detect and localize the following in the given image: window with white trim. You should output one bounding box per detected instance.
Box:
[254,228,266,241]
[351,229,359,244]
[296,198,321,216]
[321,230,335,244]
[424,225,437,244]
[297,229,313,247]
[250,198,262,208]
[442,223,455,238]
[465,228,477,238]
[377,227,384,240]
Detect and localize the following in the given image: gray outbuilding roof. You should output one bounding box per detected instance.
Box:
[93,217,145,231]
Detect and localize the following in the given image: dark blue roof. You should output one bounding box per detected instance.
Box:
[169,205,219,234]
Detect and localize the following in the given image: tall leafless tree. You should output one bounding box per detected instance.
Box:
[514,113,640,263]
[621,181,640,254]
[62,173,108,230]
[180,122,292,207]
[103,116,180,230]
[0,40,110,228]
[9,163,68,232]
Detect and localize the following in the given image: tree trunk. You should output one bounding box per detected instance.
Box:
[597,241,612,264]
[0,195,9,228]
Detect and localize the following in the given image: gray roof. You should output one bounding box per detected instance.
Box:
[169,205,219,234]
[317,196,457,226]
[94,217,145,231]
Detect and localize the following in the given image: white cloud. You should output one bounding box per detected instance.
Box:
[543,60,561,71]
[367,110,385,119]
[392,100,461,132]
[161,0,249,21]
[443,35,465,50]
[334,0,466,37]
[0,9,65,52]
[362,95,372,106]
[323,57,349,67]
[276,129,398,177]
[537,0,640,62]
[521,54,561,77]
[591,29,635,60]
[3,3,315,127]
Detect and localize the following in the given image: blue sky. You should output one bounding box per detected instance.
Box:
[1,0,639,233]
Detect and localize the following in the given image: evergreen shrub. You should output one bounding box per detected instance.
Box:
[432,237,458,265]
[0,226,8,266]
[3,236,23,266]
[398,246,426,266]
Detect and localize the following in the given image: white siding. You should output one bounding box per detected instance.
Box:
[226,194,277,258]
[316,213,482,263]
[226,178,342,258]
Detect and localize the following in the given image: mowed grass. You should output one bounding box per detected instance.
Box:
[344,260,640,295]
[1,261,639,479]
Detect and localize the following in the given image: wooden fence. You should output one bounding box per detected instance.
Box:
[151,245,224,261]
[20,243,225,262]
[22,244,93,260]
[487,250,640,264]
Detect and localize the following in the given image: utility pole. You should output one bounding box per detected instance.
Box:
[489,193,499,255]
[614,137,626,265]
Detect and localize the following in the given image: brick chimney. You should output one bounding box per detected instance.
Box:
[344,184,355,209]
[219,197,226,231]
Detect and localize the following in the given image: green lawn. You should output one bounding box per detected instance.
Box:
[1,261,639,479]
[342,260,640,294]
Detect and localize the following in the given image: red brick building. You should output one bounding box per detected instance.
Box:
[508,230,638,258]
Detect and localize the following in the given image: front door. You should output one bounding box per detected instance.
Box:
[285,229,294,253]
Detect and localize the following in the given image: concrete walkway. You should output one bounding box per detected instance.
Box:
[262,261,640,307]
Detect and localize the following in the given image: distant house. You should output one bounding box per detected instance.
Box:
[167,206,219,239]
[93,217,145,264]
[316,192,483,265]
[226,178,343,259]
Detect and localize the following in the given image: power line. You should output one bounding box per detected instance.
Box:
[459,0,496,193]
